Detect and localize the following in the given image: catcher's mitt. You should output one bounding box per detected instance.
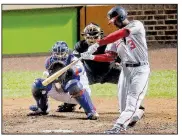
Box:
[47,61,67,83]
[45,56,75,84]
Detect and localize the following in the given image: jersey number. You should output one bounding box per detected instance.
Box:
[128,40,136,50]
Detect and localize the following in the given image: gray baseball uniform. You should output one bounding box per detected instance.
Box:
[107,20,150,129]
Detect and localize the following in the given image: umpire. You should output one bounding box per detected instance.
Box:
[74,23,122,85]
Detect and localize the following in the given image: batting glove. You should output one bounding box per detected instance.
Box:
[81,52,95,60]
[87,43,99,54]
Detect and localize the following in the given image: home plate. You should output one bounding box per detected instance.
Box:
[42,129,74,133]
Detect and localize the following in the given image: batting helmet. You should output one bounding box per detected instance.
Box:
[107,6,128,24]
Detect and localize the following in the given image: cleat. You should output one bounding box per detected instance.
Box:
[27,111,48,116]
[104,126,125,134]
[87,112,99,120]
[56,103,76,112]
[29,105,39,111]
[27,105,48,116]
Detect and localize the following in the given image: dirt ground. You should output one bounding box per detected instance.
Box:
[2,48,177,134]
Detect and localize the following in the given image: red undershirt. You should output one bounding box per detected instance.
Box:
[98,28,130,46]
[92,28,130,62]
[93,51,117,62]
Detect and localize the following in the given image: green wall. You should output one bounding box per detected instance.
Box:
[2,8,77,55]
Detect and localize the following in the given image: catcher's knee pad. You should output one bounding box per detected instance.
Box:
[64,79,96,114]
[31,78,52,112]
[64,79,83,94]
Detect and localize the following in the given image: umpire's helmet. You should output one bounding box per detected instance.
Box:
[107,6,127,24]
[81,23,104,45]
[51,41,69,60]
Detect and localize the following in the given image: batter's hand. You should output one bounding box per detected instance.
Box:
[87,43,99,54]
[81,52,94,60]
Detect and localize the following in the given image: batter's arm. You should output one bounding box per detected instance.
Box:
[97,28,130,46]
[81,51,117,62]
[91,42,118,62]
[92,51,117,62]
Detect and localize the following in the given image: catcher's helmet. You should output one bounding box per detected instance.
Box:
[107,6,127,24]
[81,23,104,45]
[51,41,69,60]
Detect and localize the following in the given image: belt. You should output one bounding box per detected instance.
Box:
[125,62,148,67]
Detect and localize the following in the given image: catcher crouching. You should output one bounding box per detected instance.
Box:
[28,41,98,120]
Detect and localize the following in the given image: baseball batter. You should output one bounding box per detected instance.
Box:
[81,6,150,133]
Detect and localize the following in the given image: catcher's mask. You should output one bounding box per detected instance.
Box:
[52,41,69,60]
[81,23,104,45]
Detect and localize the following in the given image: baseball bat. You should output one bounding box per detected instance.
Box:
[42,57,82,86]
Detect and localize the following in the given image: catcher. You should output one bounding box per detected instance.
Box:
[28,41,99,120]
[57,23,122,112]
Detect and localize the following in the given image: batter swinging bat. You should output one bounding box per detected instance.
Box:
[42,57,82,86]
